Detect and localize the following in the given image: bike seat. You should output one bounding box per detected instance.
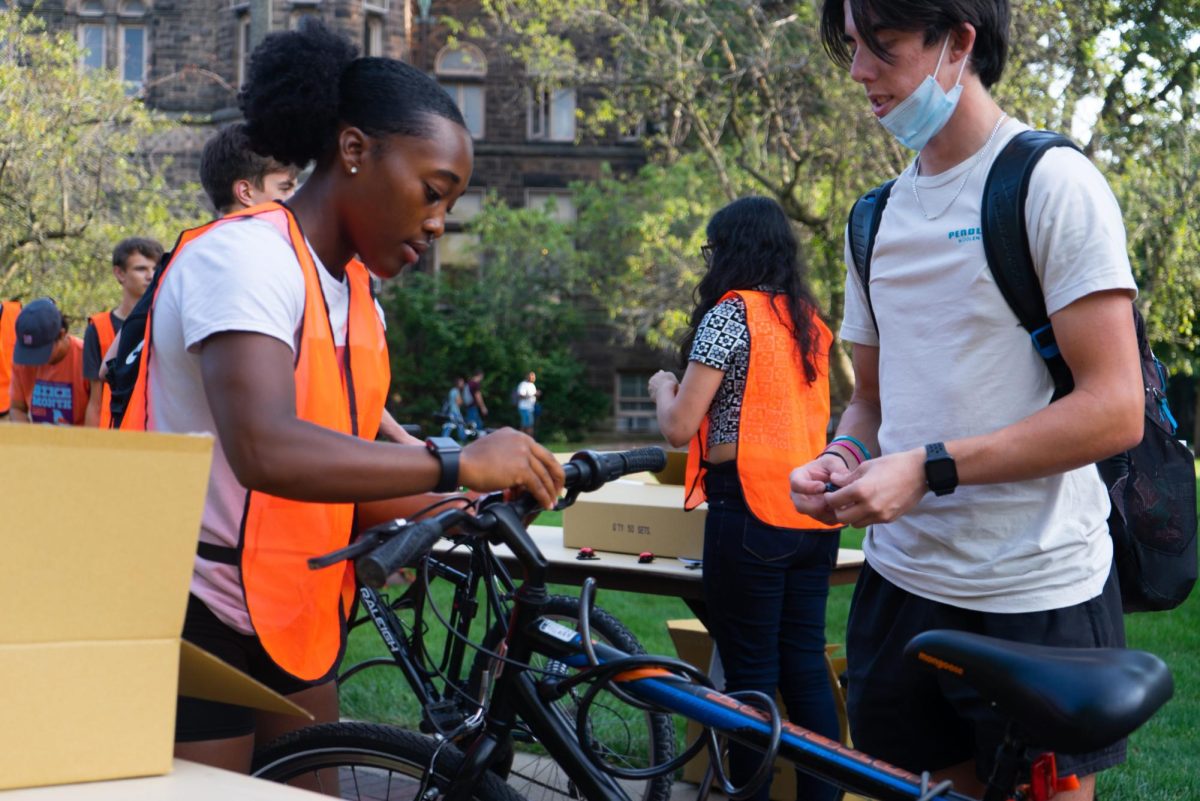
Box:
[905,629,1173,754]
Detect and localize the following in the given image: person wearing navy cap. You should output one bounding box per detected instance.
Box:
[9,298,89,425]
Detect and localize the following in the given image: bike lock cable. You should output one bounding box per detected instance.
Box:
[567,654,717,780]
[705,689,783,800]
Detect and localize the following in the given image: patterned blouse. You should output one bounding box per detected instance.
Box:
[688,295,753,449]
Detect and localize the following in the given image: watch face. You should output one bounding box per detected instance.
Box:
[925,454,957,495]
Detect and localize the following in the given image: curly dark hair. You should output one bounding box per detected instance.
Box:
[820,0,1010,88]
[678,196,824,383]
[238,18,466,168]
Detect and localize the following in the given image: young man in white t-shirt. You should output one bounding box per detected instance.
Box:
[791,2,1144,799]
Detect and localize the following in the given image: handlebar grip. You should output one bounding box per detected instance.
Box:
[355,518,444,589]
[566,446,668,493]
[608,446,668,477]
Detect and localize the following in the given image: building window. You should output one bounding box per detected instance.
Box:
[525,189,576,223]
[118,24,146,90]
[78,23,106,72]
[364,14,385,56]
[435,44,486,140]
[363,0,389,11]
[615,373,657,433]
[117,0,146,15]
[528,86,576,142]
[436,189,485,275]
[235,12,251,88]
[77,0,105,14]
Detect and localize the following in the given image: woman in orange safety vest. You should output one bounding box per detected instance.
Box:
[122,20,563,775]
[648,196,842,801]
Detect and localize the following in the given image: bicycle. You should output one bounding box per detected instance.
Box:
[253,447,1175,801]
[255,450,675,801]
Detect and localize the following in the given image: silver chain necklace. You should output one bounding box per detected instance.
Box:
[911,113,1007,221]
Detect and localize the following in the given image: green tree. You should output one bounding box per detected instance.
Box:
[0,7,204,324]
[382,200,608,441]
[478,0,1199,408]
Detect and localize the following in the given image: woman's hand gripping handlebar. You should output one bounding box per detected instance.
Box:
[328,447,668,589]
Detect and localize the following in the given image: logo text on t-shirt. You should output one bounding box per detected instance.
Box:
[948,227,982,244]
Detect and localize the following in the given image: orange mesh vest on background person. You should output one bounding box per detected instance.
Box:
[0,299,21,415]
[122,203,390,681]
[685,289,840,531]
[88,311,117,428]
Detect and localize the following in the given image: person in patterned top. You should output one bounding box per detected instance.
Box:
[649,196,840,801]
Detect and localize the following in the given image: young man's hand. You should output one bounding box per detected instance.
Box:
[789,453,847,525]
[819,448,928,529]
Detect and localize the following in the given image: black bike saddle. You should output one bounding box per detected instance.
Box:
[905,629,1173,754]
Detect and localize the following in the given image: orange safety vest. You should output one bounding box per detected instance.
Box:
[684,290,840,530]
[88,311,117,428]
[0,299,20,415]
[122,202,391,681]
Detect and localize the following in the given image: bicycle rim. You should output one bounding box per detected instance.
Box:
[474,595,675,801]
[252,721,528,801]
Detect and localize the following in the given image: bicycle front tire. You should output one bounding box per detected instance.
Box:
[252,721,528,801]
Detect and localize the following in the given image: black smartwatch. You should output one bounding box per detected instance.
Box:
[923,442,958,497]
[425,436,462,493]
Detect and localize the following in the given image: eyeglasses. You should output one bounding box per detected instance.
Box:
[700,243,714,264]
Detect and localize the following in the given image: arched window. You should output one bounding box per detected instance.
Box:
[435,44,486,139]
[118,0,147,15]
[77,0,105,15]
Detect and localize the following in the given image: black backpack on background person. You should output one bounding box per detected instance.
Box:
[104,249,169,429]
[848,129,1197,613]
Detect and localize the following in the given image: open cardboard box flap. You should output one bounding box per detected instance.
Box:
[0,426,309,791]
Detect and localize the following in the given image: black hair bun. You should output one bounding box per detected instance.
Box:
[238,18,358,167]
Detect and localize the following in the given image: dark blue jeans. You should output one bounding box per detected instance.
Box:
[702,464,841,801]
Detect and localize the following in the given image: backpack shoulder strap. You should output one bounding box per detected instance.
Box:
[847,179,896,334]
[981,129,1081,398]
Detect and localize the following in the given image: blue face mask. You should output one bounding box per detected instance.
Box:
[879,37,968,152]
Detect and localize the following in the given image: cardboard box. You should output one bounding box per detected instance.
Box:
[562,479,705,559]
[0,426,310,791]
[650,449,688,486]
[666,619,856,801]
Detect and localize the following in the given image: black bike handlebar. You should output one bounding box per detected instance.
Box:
[352,447,667,588]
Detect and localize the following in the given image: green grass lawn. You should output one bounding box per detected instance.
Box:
[341,513,1198,800]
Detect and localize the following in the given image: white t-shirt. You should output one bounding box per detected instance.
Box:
[517,380,538,411]
[148,216,384,634]
[840,119,1137,613]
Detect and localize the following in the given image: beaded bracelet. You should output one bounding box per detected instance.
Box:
[823,440,862,467]
[831,434,872,462]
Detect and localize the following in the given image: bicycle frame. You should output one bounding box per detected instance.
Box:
[341,541,518,738]
[410,499,971,801]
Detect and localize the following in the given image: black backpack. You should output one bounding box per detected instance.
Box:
[104,249,168,429]
[848,129,1197,613]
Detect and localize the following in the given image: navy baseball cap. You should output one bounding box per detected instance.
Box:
[13,298,63,366]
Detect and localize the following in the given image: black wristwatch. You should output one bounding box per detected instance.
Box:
[425,436,462,493]
[924,442,958,497]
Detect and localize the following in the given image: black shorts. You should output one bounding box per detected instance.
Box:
[846,560,1126,782]
[175,594,322,742]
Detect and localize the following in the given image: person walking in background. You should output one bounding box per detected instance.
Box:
[649,196,843,801]
[9,297,89,425]
[463,368,487,430]
[0,298,21,419]
[440,375,467,441]
[118,19,563,776]
[83,237,163,427]
[516,370,540,436]
[789,3,1143,798]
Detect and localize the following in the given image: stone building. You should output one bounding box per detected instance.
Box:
[26,0,667,432]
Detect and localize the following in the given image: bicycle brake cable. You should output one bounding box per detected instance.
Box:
[704,689,783,799]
